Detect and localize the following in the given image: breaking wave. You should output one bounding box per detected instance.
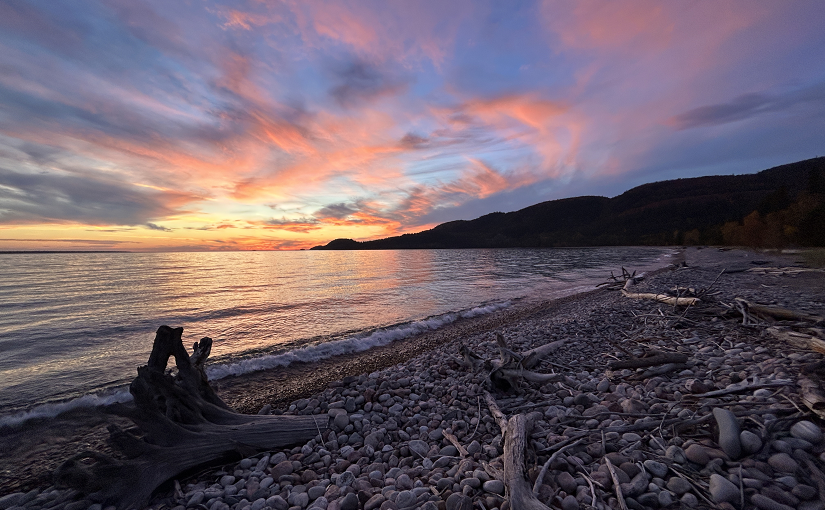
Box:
[0,301,510,429]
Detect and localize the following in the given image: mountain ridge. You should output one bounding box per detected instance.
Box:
[311,157,825,249]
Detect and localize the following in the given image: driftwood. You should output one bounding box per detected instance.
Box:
[490,334,566,391]
[597,267,643,290]
[484,392,550,510]
[608,352,688,370]
[461,334,566,392]
[746,266,825,276]
[54,326,321,510]
[621,289,700,306]
[736,298,823,325]
[766,327,825,354]
[800,362,825,420]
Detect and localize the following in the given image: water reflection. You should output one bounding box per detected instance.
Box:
[0,247,672,410]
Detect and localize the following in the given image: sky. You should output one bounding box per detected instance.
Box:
[1,1,824,251]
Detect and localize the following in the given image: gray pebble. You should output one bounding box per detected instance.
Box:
[408,440,429,458]
[336,471,354,487]
[308,486,326,501]
[666,477,691,495]
[339,493,359,510]
[658,490,674,507]
[482,480,505,495]
[712,408,742,459]
[740,430,763,455]
[187,492,205,506]
[636,492,659,507]
[557,471,578,494]
[709,473,739,504]
[364,494,385,510]
[643,460,668,478]
[751,494,795,510]
[0,494,24,510]
[775,476,797,489]
[561,494,579,510]
[791,421,823,444]
[684,444,710,465]
[444,493,472,510]
[768,453,799,473]
[665,445,686,464]
[395,491,416,509]
[792,484,817,500]
[681,493,699,508]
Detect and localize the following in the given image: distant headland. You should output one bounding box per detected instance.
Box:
[311,157,825,250]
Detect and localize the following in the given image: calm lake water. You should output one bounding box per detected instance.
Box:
[0,247,674,424]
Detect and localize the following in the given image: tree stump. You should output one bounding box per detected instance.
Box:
[55,326,322,510]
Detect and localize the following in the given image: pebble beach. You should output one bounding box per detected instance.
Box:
[2,247,825,510]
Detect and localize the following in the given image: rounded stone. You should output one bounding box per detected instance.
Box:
[445,493,472,510]
[665,445,686,464]
[658,490,674,507]
[685,444,710,465]
[333,413,350,430]
[643,460,668,478]
[792,484,817,500]
[557,472,578,494]
[709,473,739,504]
[336,471,355,487]
[666,477,692,495]
[339,493,359,510]
[636,492,659,507]
[561,495,579,510]
[681,493,699,508]
[791,421,823,444]
[751,494,795,510]
[740,430,763,455]
[308,486,326,501]
[768,453,799,473]
[395,491,416,509]
[712,408,742,459]
[364,494,386,510]
[482,480,505,495]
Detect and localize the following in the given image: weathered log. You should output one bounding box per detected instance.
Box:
[463,335,566,392]
[521,339,566,369]
[484,392,550,510]
[621,290,700,306]
[502,414,552,510]
[608,352,689,370]
[799,361,825,420]
[683,379,793,399]
[767,326,825,354]
[736,298,823,324]
[604,458,629,510]
[54,325,322,510]
[459,344,485,371]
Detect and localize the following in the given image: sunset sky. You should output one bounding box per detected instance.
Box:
[1,1,824,251]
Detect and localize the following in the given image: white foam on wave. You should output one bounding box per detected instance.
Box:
[0,301,510,429]
[207,301,511,380]
[0,389,133,429]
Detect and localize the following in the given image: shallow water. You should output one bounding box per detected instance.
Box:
[0,247,674,422]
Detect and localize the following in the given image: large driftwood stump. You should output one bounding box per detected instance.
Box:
[461,333,566,392]
[55,326,322,510]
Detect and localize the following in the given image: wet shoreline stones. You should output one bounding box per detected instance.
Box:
[3,250,825,510]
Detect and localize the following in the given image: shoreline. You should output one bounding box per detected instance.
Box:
[0,276,628,494]
[3,247,825,510]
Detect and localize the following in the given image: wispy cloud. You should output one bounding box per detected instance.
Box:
[0,1,823,250]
